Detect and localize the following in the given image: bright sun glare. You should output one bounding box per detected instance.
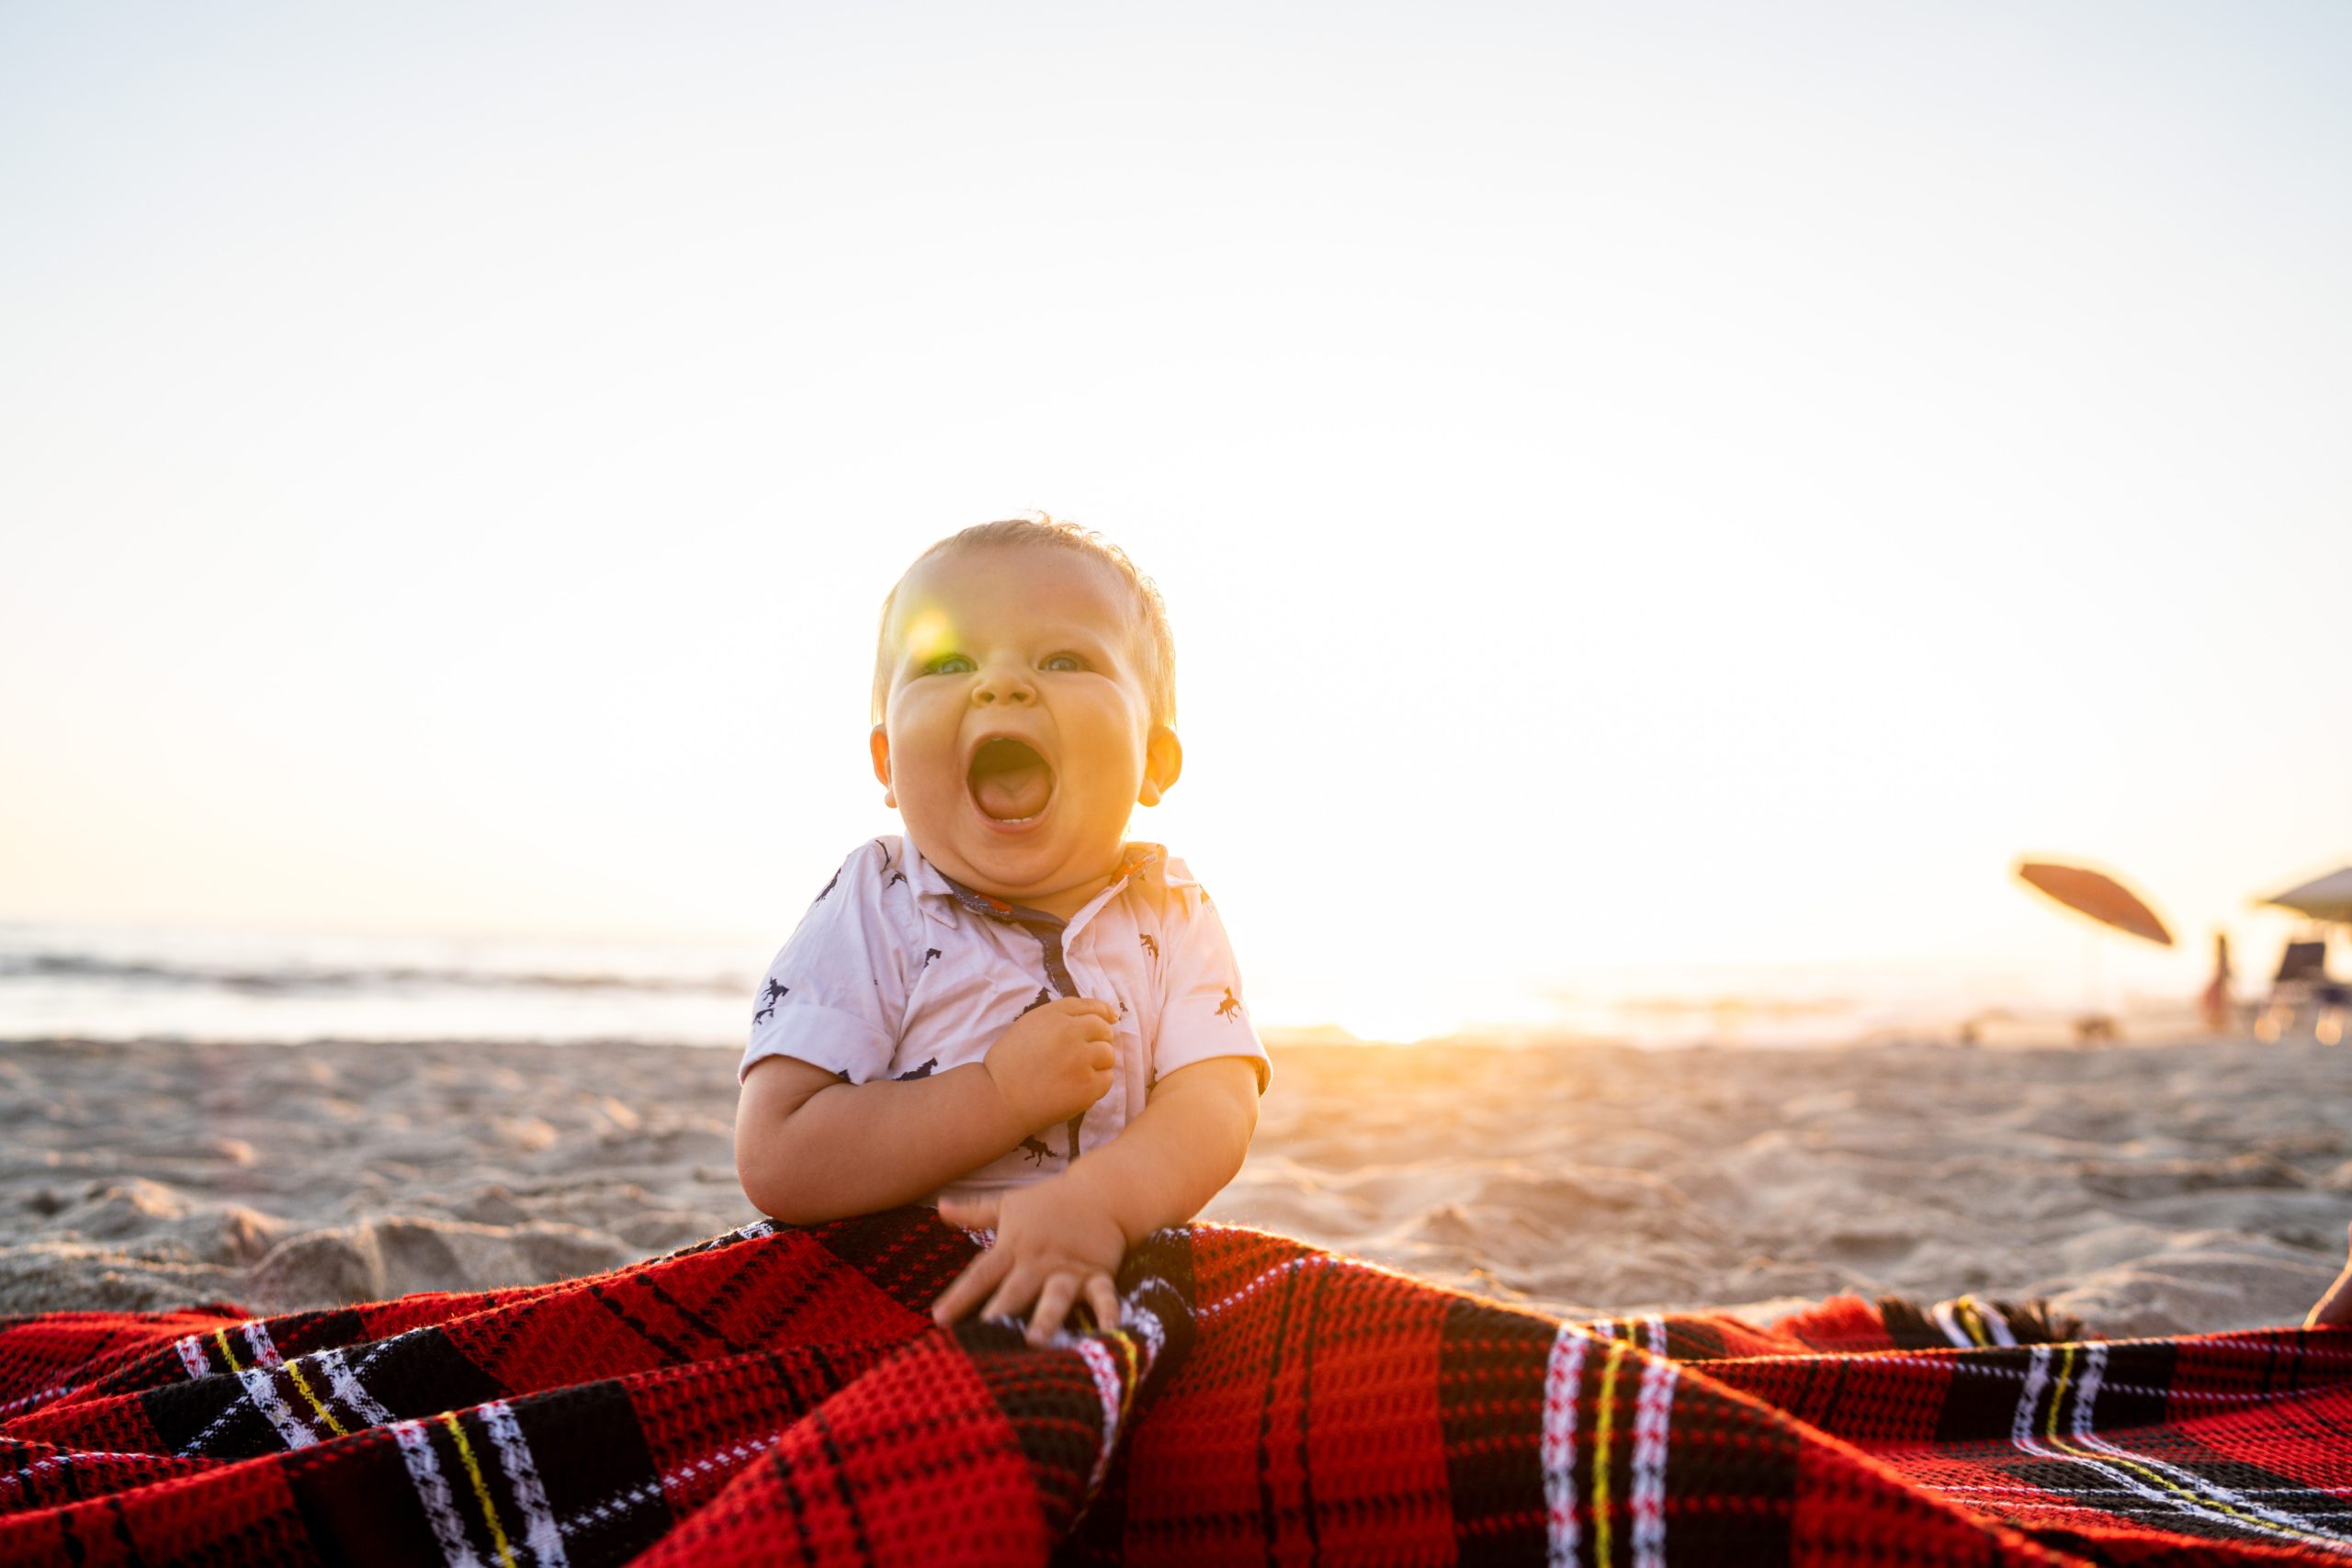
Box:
[0,4,2346,1041]
[899,609,956,671]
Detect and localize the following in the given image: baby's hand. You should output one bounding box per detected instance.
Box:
[984,997,1116,1134]
[934,1179,1125,1345]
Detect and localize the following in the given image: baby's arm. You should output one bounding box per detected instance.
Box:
[931,1055,1260,1341]
[736,997,1118,1224]
[1054,1055,1261,1243]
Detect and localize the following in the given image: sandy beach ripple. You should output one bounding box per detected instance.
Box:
[3,1035,2342,1336]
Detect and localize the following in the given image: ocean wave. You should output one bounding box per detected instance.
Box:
[0,952,746,998]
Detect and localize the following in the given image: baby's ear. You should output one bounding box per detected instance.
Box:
[1138,726,1182,807]
[869,726,897,808]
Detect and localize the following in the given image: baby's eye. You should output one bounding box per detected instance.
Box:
[924,653,976,675]
[1040,652,1090,672]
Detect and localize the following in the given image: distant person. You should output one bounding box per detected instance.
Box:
[733,518,1269,1344]
[2200,931,2233,1035]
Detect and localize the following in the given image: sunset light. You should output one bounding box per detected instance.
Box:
[2,3,2346,1045]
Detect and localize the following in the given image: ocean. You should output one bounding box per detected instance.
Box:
[0,921,761,1048]
[0,921,2195,1052]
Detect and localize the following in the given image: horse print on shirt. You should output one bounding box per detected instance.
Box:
[1217,987,1242,1021]
[753,979,788,1026]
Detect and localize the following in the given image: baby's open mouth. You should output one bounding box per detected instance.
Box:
[967,737,1056,823]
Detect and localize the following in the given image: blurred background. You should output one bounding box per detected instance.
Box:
[4,1,2346,1049]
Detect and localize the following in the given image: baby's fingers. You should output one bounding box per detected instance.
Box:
[933,1244,1012,1327]
[1084,1275,1121,1333]
[981,1267,1041,1325]
[1027,1273,1080,1346]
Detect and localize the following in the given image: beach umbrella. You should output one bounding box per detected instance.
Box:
[2015,861,2174,947]
[2260,866,2352,924]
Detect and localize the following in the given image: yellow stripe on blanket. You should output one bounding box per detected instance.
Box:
[440,1412,519,1568]
[1591,1339,1627,1568]
[284,1359,347,1438]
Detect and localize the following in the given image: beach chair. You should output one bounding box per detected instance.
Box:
[2256,939,2347,1043]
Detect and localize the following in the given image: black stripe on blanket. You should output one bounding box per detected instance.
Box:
[1438,1298,1555,1558]
[1660,1371,1800,1565]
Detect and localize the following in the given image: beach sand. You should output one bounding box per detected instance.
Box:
[4,1035,2345,1336]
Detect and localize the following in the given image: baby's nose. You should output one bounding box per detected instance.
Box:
[973,667,1035,705]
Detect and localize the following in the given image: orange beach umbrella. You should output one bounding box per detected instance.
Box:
[2015,861,2174,947]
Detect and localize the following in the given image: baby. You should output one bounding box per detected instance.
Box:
[734,518,1269,1344]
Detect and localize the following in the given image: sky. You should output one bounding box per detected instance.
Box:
[3,1,2347,1042]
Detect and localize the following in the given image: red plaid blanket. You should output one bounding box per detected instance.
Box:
[4,1211,2348,1564]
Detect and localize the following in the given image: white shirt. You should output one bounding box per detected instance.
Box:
[741,835,1270,1202]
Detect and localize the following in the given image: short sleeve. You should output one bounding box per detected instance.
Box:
[740,841,909,1085]
[1150,868,1271,1093]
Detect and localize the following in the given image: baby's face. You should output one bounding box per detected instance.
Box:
[871,546,1179,915]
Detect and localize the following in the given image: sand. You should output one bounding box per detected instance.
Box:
[4,1034,2346,1337]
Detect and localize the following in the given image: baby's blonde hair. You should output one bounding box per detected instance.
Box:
[871,517,1178,728]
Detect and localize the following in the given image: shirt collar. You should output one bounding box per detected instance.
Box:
[905,839,1170,929]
